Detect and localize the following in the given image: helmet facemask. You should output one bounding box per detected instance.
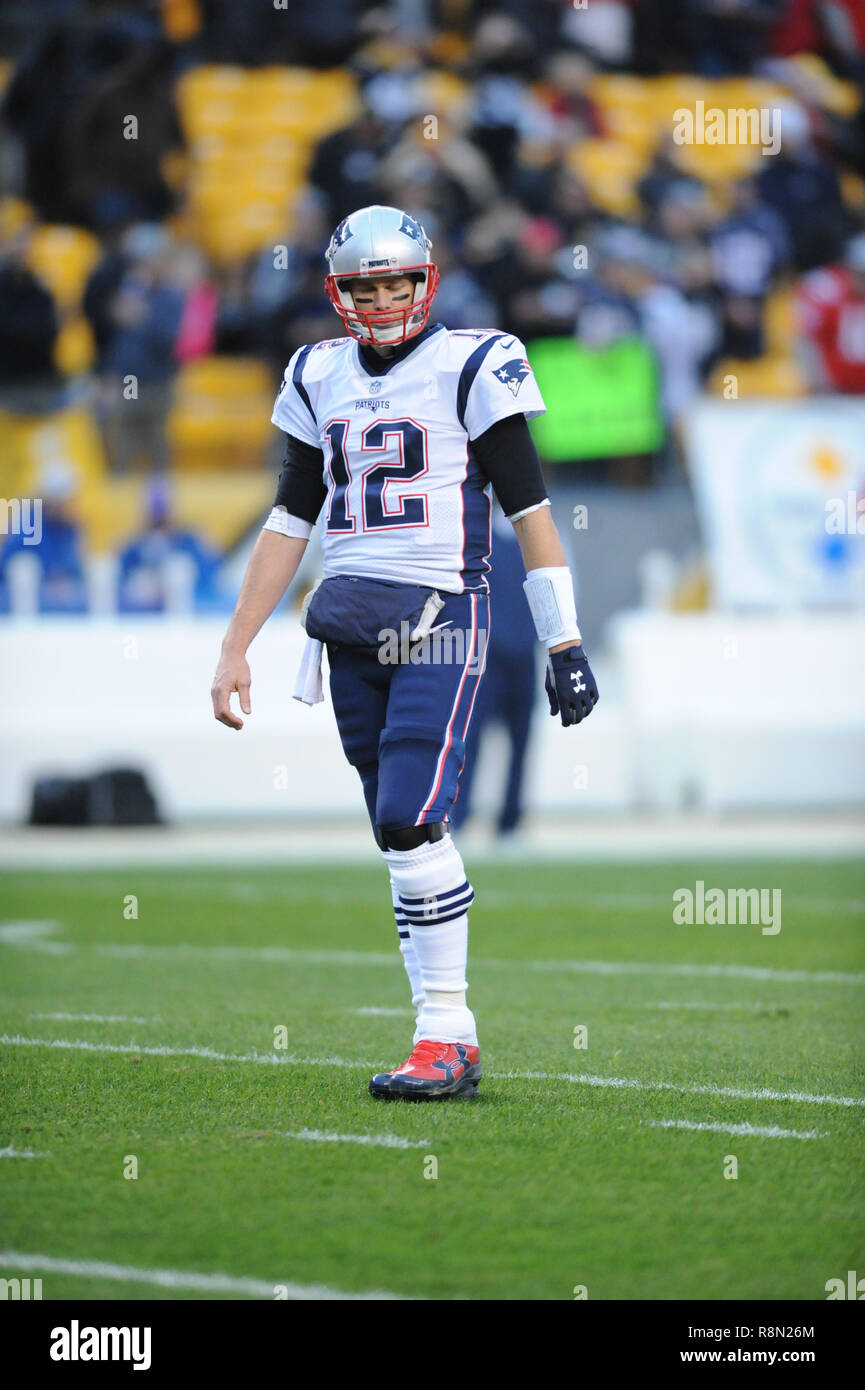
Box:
[325,265,441,345]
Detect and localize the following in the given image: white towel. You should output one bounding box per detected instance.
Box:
[293,635,324,705]
[410,590,445,641]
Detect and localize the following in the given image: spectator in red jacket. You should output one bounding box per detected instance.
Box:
[798,234,865,393]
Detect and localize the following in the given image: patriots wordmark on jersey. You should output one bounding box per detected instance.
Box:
[270,323,547,593]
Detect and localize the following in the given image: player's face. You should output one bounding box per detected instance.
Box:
[348,276,415,315]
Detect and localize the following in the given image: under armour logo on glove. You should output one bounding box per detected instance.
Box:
[545,646,599,727]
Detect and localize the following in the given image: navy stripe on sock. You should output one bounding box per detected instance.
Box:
[399,880,471,907]
[400,891,475,922]
[409,904,474,926]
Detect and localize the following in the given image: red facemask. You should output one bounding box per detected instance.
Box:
[324,265,441,345]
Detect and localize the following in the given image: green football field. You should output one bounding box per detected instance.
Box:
[1,856,863,1301]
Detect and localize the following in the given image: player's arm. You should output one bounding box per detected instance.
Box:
[212,434,326,730]
[472,413,598,726]
[509,505,572,649]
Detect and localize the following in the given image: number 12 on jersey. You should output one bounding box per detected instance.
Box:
[324,418,430,534]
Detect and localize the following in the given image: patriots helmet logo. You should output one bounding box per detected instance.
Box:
[398,212,428,251]
[493,357,533,397]
[329,217,354,256]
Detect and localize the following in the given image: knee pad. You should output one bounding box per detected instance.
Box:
[377,822,448,852]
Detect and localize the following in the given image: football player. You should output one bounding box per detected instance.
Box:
[211,205,598,1100]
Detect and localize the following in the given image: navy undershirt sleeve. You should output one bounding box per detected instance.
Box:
[470,414,549,518]
[272,433,327,525]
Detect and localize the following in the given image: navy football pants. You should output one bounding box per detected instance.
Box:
[327,590,490,832]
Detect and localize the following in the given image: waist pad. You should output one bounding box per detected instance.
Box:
[305,575,434,653]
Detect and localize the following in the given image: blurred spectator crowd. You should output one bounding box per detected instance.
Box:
[1,0,864,611]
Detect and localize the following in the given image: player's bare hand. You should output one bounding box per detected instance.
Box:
[211,650,251,730]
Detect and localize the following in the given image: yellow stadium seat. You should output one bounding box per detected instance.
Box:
[786,54,861,116]
[178,64,358,143]
[764,288,797,355]
[54,316,97,376]
[675,138,762,184]
[418,70,470,119]
[0,404,112,553]
[26,226,101,313]
[841,171,865,210]
[0,197,34,242]
[103,470,274,553]
[177,64,354,264]
[589,74,656,150]
[167,357,276,470]
[161,0,202,43]
[707,354,808,399]
[568,139,647,217]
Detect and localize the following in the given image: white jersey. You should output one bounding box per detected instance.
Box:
[270,323,547,593]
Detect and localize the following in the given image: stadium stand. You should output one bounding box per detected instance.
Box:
[0,0,862,613]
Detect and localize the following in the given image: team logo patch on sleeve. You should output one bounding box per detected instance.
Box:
[493,357,533,397]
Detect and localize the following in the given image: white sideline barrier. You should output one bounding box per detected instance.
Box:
[0,618,358,823]
[0,613,863,822]
[611,612,865,810]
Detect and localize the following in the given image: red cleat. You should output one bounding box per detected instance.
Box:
[369,1040,482,1100]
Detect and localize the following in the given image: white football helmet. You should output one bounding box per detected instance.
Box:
[324,204,440,345]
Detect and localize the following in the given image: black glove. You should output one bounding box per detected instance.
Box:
[545,645,599,726]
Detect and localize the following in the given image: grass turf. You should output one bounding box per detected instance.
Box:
[0,856,863,1301]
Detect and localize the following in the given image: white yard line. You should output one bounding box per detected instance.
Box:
[280,1130,429,1150]
[0,1250,413,1300]
[503,1069,865,1107]
[0,921,72,954]
[3,925,863,984]
[645,1001,782,1012]
[31,1012,151,1024]
[0,1147,49,1159]
[485,890,865,916]
[649,1119,827,1140]
[3,1035,862,1108]
[521,960,865,984]
[97,944,399,967]
[0,1035,379,1068]
[352,1007,414,1017]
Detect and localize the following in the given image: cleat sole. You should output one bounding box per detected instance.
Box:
[368,1067,482,1101]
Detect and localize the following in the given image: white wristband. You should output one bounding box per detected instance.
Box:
[263,507,313,540]
[523,566,581,648]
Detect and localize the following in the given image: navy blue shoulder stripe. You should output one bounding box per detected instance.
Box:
[292,344,316,425]
[456,334,506,431]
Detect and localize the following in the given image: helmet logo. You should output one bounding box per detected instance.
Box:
[329,217,354,254]
[398,213,427,249]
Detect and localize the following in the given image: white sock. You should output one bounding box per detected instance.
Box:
[382,835,478,1047]
[391,879,425,1013]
